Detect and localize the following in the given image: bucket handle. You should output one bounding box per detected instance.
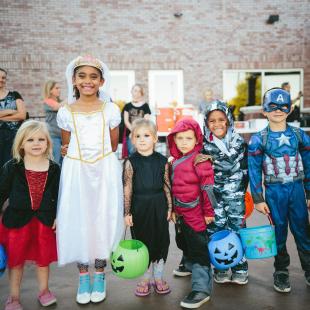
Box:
[267,213,274,226]
[241,212,274,227]
[123,227,140,252]
[124,227,137,240]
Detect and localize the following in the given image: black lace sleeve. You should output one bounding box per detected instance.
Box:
[163,163,172,211]
[123,159,133,216]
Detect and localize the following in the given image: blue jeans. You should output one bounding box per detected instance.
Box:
[51,136,62,165]
[175,218,213,294]
[184,261,213,294]
[126,136,135,156]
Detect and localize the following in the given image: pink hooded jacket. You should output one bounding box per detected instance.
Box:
[167,119,215,232]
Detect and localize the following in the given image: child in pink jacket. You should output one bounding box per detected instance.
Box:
[167,118,215,309]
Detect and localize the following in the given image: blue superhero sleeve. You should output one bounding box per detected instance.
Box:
[248,133,265,204]
[299,129,310,198]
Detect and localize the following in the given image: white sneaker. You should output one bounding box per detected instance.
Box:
[90,273,106,303]
[76,274,91,304]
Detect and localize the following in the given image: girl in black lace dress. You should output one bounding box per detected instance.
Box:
[124,119,172,297]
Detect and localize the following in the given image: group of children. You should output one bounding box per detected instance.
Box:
[0,55,309,310]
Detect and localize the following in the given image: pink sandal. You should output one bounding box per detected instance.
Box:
[153,279,171,295]
[135,281,151,297]
[5,297,23,310]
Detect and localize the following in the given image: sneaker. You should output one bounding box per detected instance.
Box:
[38,290,57,306]
[5,297,23,310]
[273,271,291,293]
[90,273,106,303]
[213,270,231,284]
[76,273,91,304]
[180,291,210,309]
[173,265,192,277]
[231,272,248,285]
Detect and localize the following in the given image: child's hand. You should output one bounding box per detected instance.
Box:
[255,202,270,215]
[61,144,68,157]
[194,154,212,166]
[170,212,176,223]
[205,217,214,225]
[125,214,133,227]
[52,220,56,233]
[307,199,310,210]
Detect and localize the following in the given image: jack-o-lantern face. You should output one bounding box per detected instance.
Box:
[110,240,150,279]
[208,230,243,270]
[214,242,238,265]
[111,253,125,273]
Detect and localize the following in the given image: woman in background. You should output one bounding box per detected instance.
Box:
[0,68,26,168]
[43,80,62,164]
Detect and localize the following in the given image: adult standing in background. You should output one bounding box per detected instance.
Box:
[281,82,303,123]
[0,68,26,168]
[43,80,62,164]
[198,89,214,115]
[122,84,151,158]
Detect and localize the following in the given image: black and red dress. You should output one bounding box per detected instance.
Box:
[0,160,60,268]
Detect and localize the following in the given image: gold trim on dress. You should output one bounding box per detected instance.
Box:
[68,102,109,163]
[66,152,113,163]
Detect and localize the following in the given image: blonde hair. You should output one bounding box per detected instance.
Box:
[131,83,144,97]
[12,120,53,161]
[131,118,157,140]
[43,80,60,101]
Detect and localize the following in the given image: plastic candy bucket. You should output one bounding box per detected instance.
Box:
[208,230,243,270]
[111,239,149,279]
[239,215,277,259]
[0,245,7,277]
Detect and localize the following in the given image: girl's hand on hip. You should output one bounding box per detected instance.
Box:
[205,216,214,225]
[125,214,133,227]
[255,202,270,215]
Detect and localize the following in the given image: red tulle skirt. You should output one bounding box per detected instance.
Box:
[0,217,57,268]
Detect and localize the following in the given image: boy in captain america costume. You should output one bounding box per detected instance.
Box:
[248,87,310,293]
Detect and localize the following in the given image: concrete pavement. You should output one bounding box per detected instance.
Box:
[0,212,309,310]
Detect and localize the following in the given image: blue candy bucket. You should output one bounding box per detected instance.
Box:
[0,245,7,277]
[239,215,277,259]
[208,230,243,270]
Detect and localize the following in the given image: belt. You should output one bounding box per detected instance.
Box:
[173,196,200,208]
[264,173,304,184]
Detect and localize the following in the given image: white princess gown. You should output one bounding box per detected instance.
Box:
[56,102,124,266]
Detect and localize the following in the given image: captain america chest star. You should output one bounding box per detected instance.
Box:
[263,130,303,178]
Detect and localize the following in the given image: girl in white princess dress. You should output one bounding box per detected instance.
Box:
[56,55,123,305]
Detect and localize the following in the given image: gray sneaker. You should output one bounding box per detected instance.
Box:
[273,271,291,293]
[180,291,210,309]
[213,270,231,284]
[231,272,248,285]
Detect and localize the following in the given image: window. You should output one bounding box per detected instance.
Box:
[148,70,184,111]
[223,69,303,119]
[110,70,135,102]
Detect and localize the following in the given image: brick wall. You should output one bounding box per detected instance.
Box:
[0,0,309,116]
